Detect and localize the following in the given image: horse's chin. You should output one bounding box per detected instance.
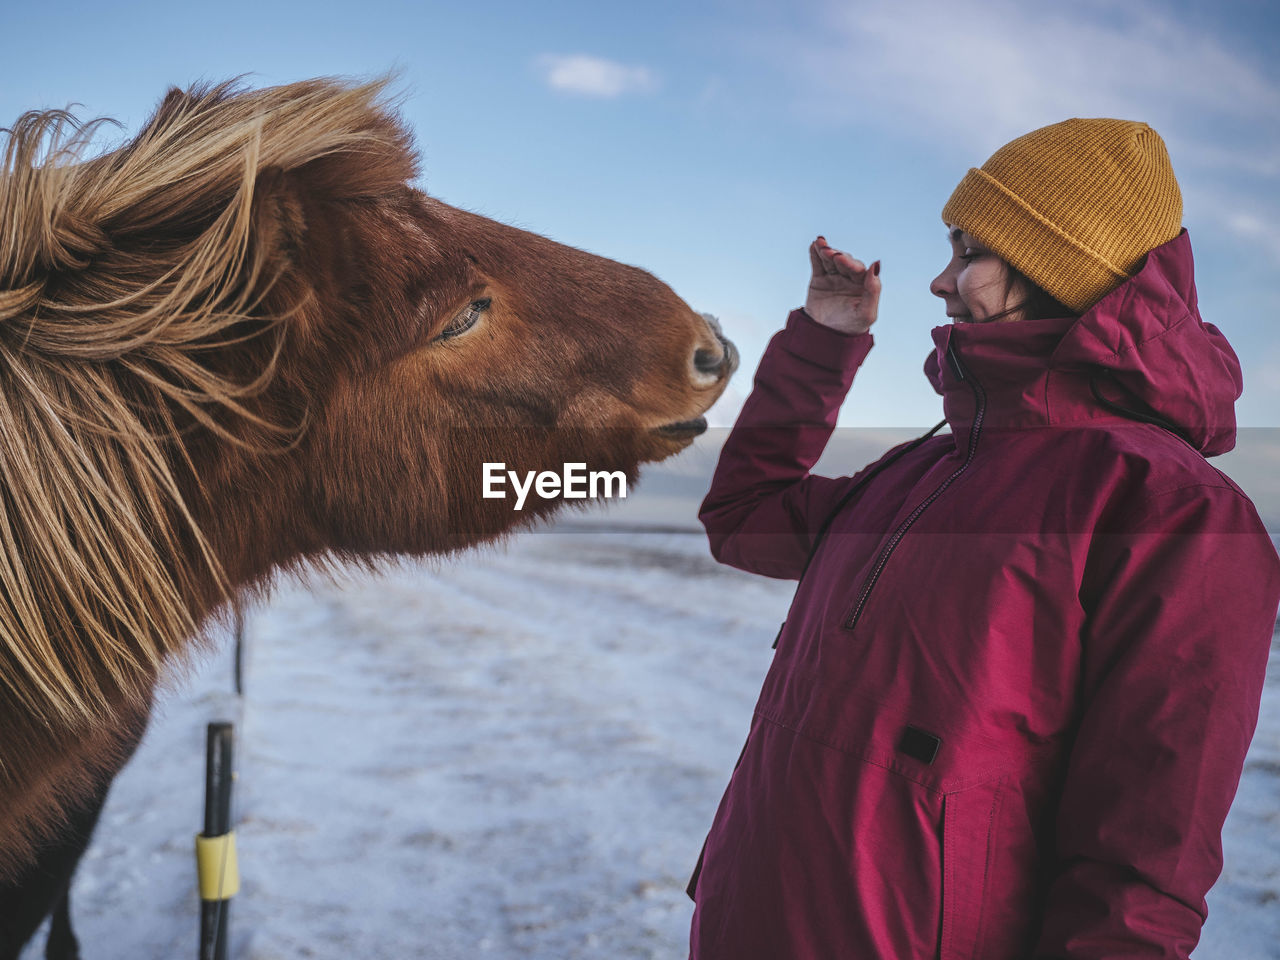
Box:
[636,416,706,462]
[654,415,708,440]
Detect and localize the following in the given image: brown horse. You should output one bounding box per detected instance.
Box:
[0,76,735,952]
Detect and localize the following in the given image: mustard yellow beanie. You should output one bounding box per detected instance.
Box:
[940,118,1183,314]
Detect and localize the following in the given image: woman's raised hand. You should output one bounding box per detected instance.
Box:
[804,236,880,335]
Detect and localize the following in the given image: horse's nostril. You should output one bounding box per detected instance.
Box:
[694,348,723,374]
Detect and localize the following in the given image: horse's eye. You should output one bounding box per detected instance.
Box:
[433,297,491,342]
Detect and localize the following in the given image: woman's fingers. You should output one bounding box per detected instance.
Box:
[809,239,827,277]
[810,236,877,304]
[811,236,868,279]
[811,237,844,277]
[816,236,844,268]
[862,263,881,303]
[830,249,867,278]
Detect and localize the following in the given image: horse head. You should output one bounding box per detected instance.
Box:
[0,75,736,878]
[247,168,738,561]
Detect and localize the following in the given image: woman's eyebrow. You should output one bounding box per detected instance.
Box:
[948,227,964,243]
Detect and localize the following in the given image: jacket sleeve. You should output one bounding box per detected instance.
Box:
[1035,482,1280,959]
[698,308,874,580]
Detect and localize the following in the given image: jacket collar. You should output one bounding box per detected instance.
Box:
[923,229,1242,456]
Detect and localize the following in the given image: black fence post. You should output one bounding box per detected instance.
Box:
[197,722,237,960]
[233,607,245,696]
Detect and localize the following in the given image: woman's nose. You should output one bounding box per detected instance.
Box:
[929,270,951,298]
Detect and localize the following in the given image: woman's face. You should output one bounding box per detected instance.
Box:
[930,225,1028,324]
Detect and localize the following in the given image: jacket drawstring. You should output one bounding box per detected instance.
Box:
[1088,367,1194,447]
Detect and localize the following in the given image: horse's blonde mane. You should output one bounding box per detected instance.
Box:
[0,76,415,728]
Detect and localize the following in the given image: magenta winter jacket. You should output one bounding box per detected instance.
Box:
[690,228,1280,959]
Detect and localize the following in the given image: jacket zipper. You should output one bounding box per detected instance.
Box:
[843,342,987,631]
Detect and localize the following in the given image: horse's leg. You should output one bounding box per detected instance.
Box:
[0,698,152,960]
[0,780,107,960]
[44,887,79,960]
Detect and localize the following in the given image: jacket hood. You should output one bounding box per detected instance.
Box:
[924,228,1243,456]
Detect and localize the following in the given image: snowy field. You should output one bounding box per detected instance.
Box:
[18,526,1280,959]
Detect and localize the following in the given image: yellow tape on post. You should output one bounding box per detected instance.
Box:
[195,831,240,900]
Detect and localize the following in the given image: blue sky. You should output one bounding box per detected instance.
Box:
[3,0,1278,437]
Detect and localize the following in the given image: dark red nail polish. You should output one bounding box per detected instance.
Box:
[872,261,881,276]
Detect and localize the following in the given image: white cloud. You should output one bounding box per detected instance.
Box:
[780,0,1279,158]
[537,54,657,98]
[754,0,1280,261]
[1258,350,1280,394]
[1222,211,1280,261]
[1181,180,1280,266]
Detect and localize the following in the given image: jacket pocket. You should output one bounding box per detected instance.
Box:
[940,775,1003,960]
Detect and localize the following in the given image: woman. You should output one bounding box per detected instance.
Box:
[689,118,1280,959]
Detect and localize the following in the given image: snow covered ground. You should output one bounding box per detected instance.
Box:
[18,525,1280,959]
